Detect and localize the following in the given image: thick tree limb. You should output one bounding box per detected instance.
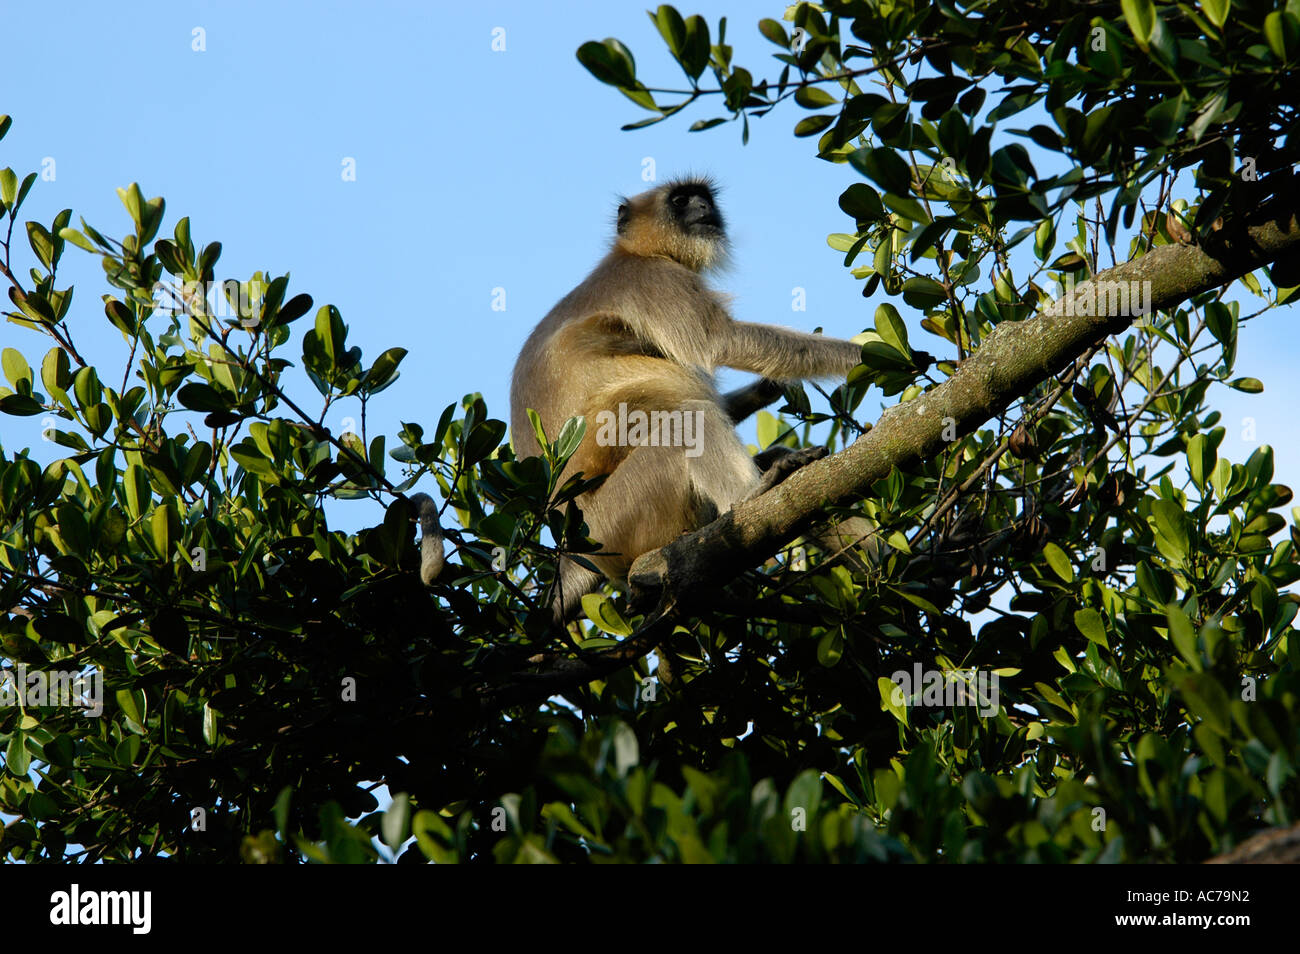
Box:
[629,187,1300,614]
[1205,822,1300,863]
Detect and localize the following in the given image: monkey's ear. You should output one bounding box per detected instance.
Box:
[616,202,631,235]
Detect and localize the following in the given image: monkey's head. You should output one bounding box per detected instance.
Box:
[615,177,726,271]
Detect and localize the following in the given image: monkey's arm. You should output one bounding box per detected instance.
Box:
[721,377,784,423]
[718,323,862,381]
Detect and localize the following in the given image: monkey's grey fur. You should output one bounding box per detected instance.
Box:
[409,492,445,585]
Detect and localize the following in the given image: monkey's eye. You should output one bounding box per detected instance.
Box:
[671,194,690,209]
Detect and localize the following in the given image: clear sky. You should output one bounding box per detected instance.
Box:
[2,0,1296,527]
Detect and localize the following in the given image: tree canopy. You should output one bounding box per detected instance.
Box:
[2,0,1300,863]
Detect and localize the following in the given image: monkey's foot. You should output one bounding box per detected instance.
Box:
[748,445,828,498]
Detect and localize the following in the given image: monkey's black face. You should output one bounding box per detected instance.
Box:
[668,184,724,238]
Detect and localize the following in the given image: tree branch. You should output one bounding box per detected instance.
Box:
[629,183,1300,613]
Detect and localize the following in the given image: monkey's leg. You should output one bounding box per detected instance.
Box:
[678,400,765,516]
[745,445,883,572]
[747,445,828,498]
[551,422,717,625]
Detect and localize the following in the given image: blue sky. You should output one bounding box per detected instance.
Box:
[2,0,1296,527]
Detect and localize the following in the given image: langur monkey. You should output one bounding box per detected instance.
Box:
[507,177,865,623]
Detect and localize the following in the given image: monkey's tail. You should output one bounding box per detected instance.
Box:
[408,492,445,584]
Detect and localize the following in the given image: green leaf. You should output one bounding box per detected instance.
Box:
[848,147,911,196]
[6,731,31,776]
[150,502,178,559]
[526,408,549,452]
[910,218,953,263]
[44,734,75,769]
[202,702,218,745]
[785,769,822,820]
[1264,11,1298,61]
[2,348,32,390]
[1201,0,1230,29]
[758,18,788,46]
[25,222,55,269]
[1145,94,1189,145]
[116,183,145,230]
[0,394,45,416]
[553,415,587,463]
[581,592,633,636]
[177,383,231,413]
[0,167,16,208]
[463,419,507,465]
[679,15,710,80]
[838,183,884,222]
[115,688,146,727]
[1204,301,1235,349]
[874,303,911,355]
[274,787,293,836]
[1151,499,1189,565]
[1166,604,1201,670]
[576,39,638,88]
[1073,608,1109,648]
[651,5,687,57]
[891,587,942,614]
[859,341,911,371]
[543,802,602,842]
[1121,0,1156,50]
[900,276,947,308]
[1189,89,1227,143]
[1043,542,1074,582]
[412,810,456,863]
[1227,377,1263,393]
[58,227,97,253]
[275,293,313,326]
[382,793,411,851]
[878,676,910,726]
[1174,671,1231,734]
[41,348,72,399]
[362,347,406,394]
[795,86,836,108]
[794,115,834,137]
[1033,218,1055,261]
[756,409,779,449]
[1210,457,1231,500]
[817,628,843,666]
[1187,433,1214,489]
[123,462,151,520]
[313,305,345,369]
